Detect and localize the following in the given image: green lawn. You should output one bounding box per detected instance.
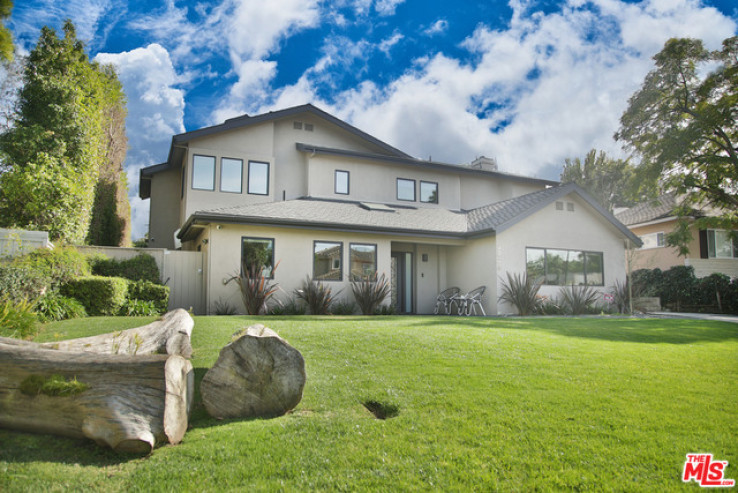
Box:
[1,316,736,492]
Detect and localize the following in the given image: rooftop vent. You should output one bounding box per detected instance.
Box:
[360,202,395,212]
[470,156,498,171]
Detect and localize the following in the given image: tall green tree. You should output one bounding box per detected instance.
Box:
[0,0,13,62]
[615,36,738,231]
[560,149,638,212]
[0,20,129,245]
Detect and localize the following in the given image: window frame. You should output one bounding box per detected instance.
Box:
[707,229,738,259]
[349,242,378,281]
[241,236,275,279]
[335,170,350,195]
[313,240,343,282]
[419,180,439,204]
[248,160,270,196]
[192,154,216,191]
[639,232,665,250]
[396,178,416,202]
[220,157,244,194]
[525,246,605,286]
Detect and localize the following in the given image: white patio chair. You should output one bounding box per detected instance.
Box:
[458,286,486,316]
[434,286,461,315]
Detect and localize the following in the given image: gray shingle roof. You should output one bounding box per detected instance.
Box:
[180,183,641,245]
[613,194,679,226]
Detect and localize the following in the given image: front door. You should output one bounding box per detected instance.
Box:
[391,252,413,314]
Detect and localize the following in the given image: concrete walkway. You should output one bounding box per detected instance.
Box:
[648,312,738,324]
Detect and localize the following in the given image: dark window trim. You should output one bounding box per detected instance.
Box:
[419,180,439,204]
[192,154,216,191]
[313,240,343,282]
[241,236,275,279]
[396,178,416,202]
[335,170,350,195]
[525,246,605,287]
[220,157,244,194]
[248,160,270,196]
[349,242,378,281]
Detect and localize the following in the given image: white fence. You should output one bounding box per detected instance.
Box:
[0,228,53,258]
[76,246,205,314]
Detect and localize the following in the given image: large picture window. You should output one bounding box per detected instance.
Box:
[242,237,274,278]
[192,155,215,190]
[314,241,342,281]
[220,158,243,193]
[335,170,349,195]
[396,178,415,201]
[248,161,269,195]
[420,181,438,203]
[707,229,738,258]
[349,243,377,281]
[526,247,604,286]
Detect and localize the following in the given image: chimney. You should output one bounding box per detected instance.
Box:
[470,156,498,171]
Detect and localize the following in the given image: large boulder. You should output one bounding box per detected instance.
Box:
[200,325,306,419]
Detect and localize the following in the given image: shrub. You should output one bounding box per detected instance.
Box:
[34,293,87,322]
[269,297,307,315]
[61,276,129,316]
[374,304,398,315]
[118,299,160,317]
[351,272,391,315]
[631,268,663,298]
[695,273,736,314]
[498,272,542,316]
[537,297,565,315]
[660,266,697,311]
[0,264,50,303]
[331,299,357,315]
[13,246,90,288]
[127,280,169,313]
[213,298,238,315]
[90,254,160,284]
[229,262,279,315]
[0,299,38,339]
[295,276,339,315]
[559,285,600,315]
[609,279,631,314]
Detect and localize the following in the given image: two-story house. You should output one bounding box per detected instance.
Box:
[139,104,640,315]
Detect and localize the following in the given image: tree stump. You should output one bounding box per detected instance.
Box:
[0,309,194,358]
[200,325,306,419]
[0,342,193,454]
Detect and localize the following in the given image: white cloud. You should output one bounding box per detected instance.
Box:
[378,31,404,56]
[95,44,186,240]
[375,0,405,16]
[423,19,449,37]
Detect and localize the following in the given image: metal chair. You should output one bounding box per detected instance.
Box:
[457,286,486,316]
[434,287,461,315]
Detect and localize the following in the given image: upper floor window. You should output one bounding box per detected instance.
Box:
[314,241,342,281]
[639,232,665,250]
[349,243,377,281]
[335,170,349,195]
[707,229,738,259]
[192,155,215,191]
[397,178,415,201]
[420,181,438,204]
[242,237,275,278]
[526,247,604,286]
[220,158,243,193]
[248,161,269,195]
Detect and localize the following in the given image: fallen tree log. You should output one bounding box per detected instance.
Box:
[0,342,193,454]
[201,324,306,419]
[0,309,193,358]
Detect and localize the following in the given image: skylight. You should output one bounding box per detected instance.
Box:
[360,202,395,212]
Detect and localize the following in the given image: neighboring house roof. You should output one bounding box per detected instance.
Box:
[614,194,680,226]
[178,183,641,245]
[139,104,412,199]
[295,143,558,188]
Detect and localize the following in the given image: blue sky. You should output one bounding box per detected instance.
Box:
[7,0,738,240]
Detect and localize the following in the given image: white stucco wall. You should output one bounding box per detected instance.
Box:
[148,168,181,250]
[494,194,628,314]
[444,236,498,315]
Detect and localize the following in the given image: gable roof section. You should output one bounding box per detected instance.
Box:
[139,104,413,198]
[178,183,641,245]
[614,194,679,226]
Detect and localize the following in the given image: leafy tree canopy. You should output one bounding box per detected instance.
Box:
[0,0,13,62]
[615,36,738,234]
[560,149,639,212]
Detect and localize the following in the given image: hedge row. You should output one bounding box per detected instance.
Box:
[61,276,170,316]
[89,254,160,284]
[632,266,738,314]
